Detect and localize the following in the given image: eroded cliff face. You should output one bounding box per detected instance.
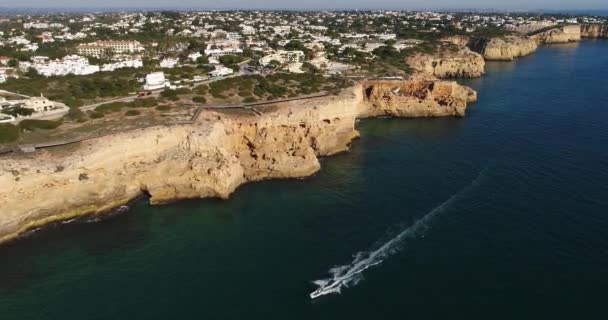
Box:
[360,80,477,118]
[469,35,538,61]
[0,80,476,244]
[531,25,582,43]
[407,47,485,78]
[581,24,608,38]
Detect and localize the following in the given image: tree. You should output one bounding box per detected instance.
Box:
[25,68,40,78]
[7,59,18,68]
[196,55,209,64]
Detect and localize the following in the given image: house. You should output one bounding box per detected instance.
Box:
[0,56,11,66]
[23,94,55,112]
[160,58,179,69]
[208,65,233,77]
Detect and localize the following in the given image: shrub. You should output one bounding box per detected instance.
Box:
[95,102,128,114]
[3,107,34,117]
[192,96,207,103]
[0,123,19,143]
[156,105,171,111]
[131,97,157,108]
[160,89,178,99]
[175,88,191,95]
[88,111,105,119]
[195,84,209,95]
[238,90,252,97]
[67,106,86,121]
[125,110,141,117]
[242,97,257,103]
[18,119,62,131]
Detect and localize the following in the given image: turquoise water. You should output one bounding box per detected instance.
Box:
[1,40,608,319]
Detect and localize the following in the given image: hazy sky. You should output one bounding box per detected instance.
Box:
[4,0,608,10]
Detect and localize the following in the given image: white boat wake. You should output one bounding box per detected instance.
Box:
[309,168,488,299]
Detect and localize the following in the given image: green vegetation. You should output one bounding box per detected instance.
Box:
[2,107,34,117]
[18,119,63,131]
[192,96,206,103]
[0,68,144,104]
[130,97,158,108]
[160,89,179,101]
[87,110,105,119]
[204,71,349,101]
[156,105,172,111]
[219,55,246,71]
[125,110,141,116]
[0,123,19,143]
[95,102,128,114]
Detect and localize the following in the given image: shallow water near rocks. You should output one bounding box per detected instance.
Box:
[1,40,608,319]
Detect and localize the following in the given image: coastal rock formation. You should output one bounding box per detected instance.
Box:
[0,80,476,244]
[580,24,608,38]
[531,25,581,43]
[360,80,477,118]
[441,35,471,47]
[407,47,485,78]
[469,35,538,61]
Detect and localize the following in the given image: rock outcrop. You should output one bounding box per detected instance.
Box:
[407,47,485,78]
[580,24,608,38]
[360,80,477,118]
[0,80,476,244]
[441,35,471,47]
[469,35,538,61]
[531,25,582,43]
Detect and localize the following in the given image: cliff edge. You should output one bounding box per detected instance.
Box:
[469,35,538,61]
[406,47,485,78]
[0,79,476,244]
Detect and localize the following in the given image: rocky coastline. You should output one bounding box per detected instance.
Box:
[406,47,485,78]
[0,79,476,245]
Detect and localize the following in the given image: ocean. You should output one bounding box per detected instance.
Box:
[1,40,607,319]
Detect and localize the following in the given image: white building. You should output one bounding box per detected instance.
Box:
[160,58,179,69]
[143,72,169,91]
[101,58,143,72]
[188,52,203,62]
[76,40,144,57]
[208,65,234,77]
[259,50,305,66]
[32,55,100,77]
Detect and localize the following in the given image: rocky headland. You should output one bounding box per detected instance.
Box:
[0,79,476,245]
[530,25,582,44]
[580,24,608,38]
[406,47,485,78]
[468,35,538,61]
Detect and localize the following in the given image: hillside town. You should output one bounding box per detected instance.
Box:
[0,10,606,139]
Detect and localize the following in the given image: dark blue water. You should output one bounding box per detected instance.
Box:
[1,40,608,319]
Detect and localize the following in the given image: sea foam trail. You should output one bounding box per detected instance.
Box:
[309,168,488,299]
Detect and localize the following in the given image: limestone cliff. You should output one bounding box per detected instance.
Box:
[531,25,581,43]
[581,24,608,38]
[441,36,471,47]
[407,47,485,78]
[360,80,477,118]
[469,36,538,61]
[0,80,476,244]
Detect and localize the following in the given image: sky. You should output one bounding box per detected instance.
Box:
[3,0,608,11]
